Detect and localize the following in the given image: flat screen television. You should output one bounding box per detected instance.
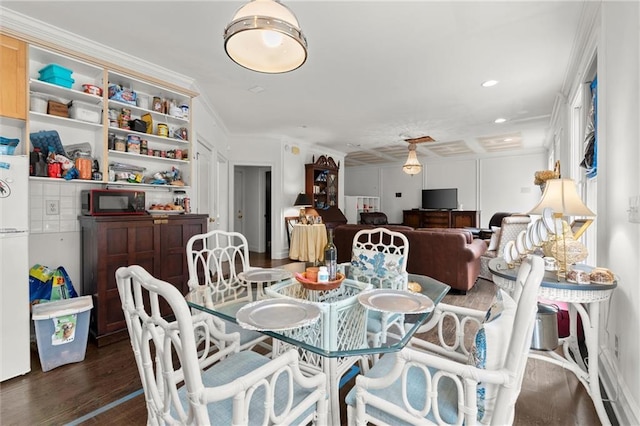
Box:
[421,188,458,210]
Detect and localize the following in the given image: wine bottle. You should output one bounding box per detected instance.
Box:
[324,228,337,280]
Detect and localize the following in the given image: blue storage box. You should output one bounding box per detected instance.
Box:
[39,64,74,89]
[32,296,93,372]
[39,63,73,80]
[40,76,75,89]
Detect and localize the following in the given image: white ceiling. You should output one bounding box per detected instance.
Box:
[2,1,587,167]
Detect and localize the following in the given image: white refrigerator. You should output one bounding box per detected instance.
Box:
[0,155,31,381]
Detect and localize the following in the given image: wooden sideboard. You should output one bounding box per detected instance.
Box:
[79,214,208,346]
[402,210,478,229]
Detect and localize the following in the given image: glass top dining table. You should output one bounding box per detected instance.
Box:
[187,271,451,358]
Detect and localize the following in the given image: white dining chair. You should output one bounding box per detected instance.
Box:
[186,229,269,352]
[344,227,409,357]
[345,255,545,425]
[116,265,328,426]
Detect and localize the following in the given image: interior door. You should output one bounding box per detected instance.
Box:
[265,170,271,257]
[234,169,244,234]
[196,138,215,231]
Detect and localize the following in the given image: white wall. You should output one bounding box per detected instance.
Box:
[346,152,545,228]
[596,2,640,423]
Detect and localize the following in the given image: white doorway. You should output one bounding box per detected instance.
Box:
[234,169,245,235]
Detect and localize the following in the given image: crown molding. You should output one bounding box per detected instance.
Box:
[1,7,195,92]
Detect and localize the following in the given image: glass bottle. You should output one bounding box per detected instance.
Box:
[324,228,337,280]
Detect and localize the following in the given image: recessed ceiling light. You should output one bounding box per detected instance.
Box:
[504,138,512,142]
[494,118,507,124]
[248,85,265,94]
[481,80,499,87]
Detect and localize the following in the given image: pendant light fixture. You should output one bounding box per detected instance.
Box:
[224,0,308,73]
[402,142,422,175]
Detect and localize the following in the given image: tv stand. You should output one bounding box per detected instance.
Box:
[402,209,478,228]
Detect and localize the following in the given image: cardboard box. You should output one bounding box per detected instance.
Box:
[47,100,69,118]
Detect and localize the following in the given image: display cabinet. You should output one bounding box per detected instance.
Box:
[305,155,339,209]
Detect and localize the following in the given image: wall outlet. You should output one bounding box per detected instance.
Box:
[614,334,619,359]
[46,200,59,216]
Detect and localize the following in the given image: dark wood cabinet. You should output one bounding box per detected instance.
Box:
[402,210,478,229]
[305,155,339,209]
[79,214,207,346]
[305,155,347,230]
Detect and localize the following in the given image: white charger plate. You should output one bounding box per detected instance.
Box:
[503,240,515,264]
[358,289,434,314]
[236,299,320,331]
[239,269,292,283]
[530,220,542,246]
[516,230,528,255]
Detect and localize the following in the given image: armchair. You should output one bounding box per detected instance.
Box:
[346,255,545,425]
[186,229,268,351]
[343,227,409,356]
[116,265,328,425]
[479,215,531,280]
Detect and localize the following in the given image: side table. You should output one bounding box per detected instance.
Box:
[289,223,328,264]
[488,257,616,426]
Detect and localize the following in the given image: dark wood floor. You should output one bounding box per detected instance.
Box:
[0,253,604,425]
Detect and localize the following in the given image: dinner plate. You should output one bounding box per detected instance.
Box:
[240,268,292,283]
[358,289,434,314]
[236,299,321,331]
[503,240,515,264]
[542,207,555,233]
[516,230,528,255]
[529,220,542,246]
[524,227,535,251]
[537,219,549,242]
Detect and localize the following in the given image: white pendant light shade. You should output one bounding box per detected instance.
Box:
[403,143,422,175]
[224,0,308,73]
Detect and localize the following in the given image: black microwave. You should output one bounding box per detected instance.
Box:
[81,189,146,216]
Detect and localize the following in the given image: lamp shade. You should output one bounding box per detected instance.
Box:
[294,193,312,207]
[224,0,308,73]
[402,143,422,175]
[528,178,595,217]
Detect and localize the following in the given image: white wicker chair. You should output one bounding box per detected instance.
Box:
[186,229,268,351]
[479,215,531,280]
[344,227,409,358]
[346,255,545,426]
[116,265,327,426]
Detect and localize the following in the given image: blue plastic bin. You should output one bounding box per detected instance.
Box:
[39,64,74,88]
[39,63,73,80]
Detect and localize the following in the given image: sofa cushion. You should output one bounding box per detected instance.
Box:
[360,212,389,225]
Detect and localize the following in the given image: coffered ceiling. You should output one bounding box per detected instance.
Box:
[2,1,588,167]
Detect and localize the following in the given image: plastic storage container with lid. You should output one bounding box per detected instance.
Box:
[69,100,102,124]
[31,296,93,372]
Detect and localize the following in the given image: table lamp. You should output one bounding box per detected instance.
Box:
[294,193,312,222]
[528,178,596,277]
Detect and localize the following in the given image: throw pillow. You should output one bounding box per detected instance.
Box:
[487,226,501,251]
[469,289,517,422]
[350,247,404,278]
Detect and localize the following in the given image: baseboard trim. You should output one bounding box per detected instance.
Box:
[600,347,640,425]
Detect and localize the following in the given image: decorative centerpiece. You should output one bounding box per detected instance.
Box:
[294,272,345,290]
[534,160,561,193]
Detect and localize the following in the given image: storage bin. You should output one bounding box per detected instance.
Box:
[39,63,73,80]
[69,100,102,124]
[47,100,69,118]
[531,302,558,351]
[40,76,75,89]
[32,296,93,372]
[30,93,48,113]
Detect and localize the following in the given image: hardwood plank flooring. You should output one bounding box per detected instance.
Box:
[0,253,604,425]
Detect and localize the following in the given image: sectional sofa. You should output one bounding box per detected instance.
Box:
[333,224,487,293]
